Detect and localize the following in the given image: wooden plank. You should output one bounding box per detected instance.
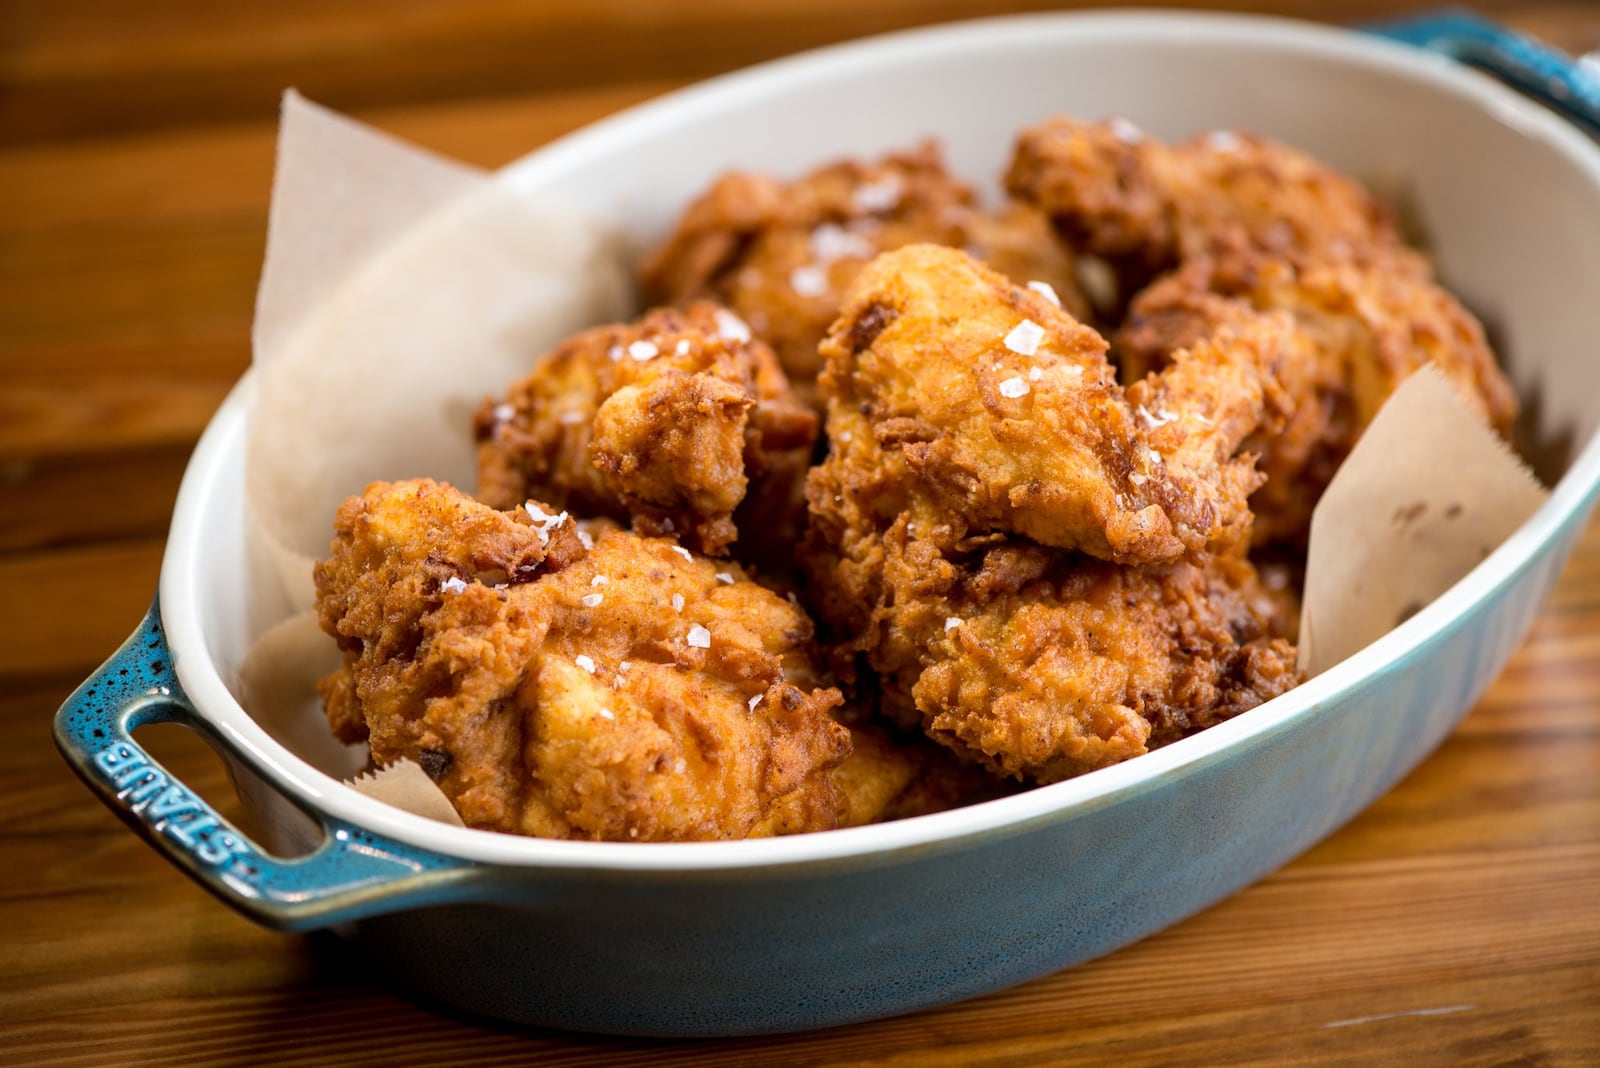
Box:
[0,0,1104,144]
[6,1,1584,146]
[0,80,679,235]
[0,540,162,677]
[0,444,190,553]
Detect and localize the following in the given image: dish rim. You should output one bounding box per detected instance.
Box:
[161,9,1600,874]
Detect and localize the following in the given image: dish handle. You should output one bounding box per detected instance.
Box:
[53,599,482,931]
[1368,10,1600,135]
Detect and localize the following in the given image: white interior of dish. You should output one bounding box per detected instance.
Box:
[162,11,1600,870]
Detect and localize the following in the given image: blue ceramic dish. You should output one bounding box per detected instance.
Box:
[57,11,1600,1036]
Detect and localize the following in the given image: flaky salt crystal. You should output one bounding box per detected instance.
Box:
[628,340,659,362]
[671,593,685,613]
[810,222,873,262]
[575,654,597,674]
[1026,280,1061,307]
[1137,405,1177,429]
[1208,129,1241,152]
[582,593,603,608]
[853,175,903,213]
[789,265,827,298]
[441,576,468,594]
[1109,117,1145,144]
[687,625,711,649]
[713,308,751,342]
[523,502,569,546]
[1003,319,1045,356]
[998,376,1030,399]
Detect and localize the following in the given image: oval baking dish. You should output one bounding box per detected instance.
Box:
[56,10,1600,1037]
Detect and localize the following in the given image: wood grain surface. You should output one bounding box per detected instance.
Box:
[3,2,1597,1064]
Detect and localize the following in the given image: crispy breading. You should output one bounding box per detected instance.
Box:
[474,302,815,557]
[804,513,1298,783]
[814,244,1292,565]
[1005,117,1402,279]
[314,478,855,841]
[1006,117,1518,547]
[1118,251,1518,546]
[804,245,1299,783]
[639,142,1088,404]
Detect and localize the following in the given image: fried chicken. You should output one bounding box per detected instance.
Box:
[804,244,1299,782]
[1117,252,1518,545]
[1007,117,1519,547]
[639,142,1088,404]
[1005,117,1402,286]
[314,478,856,841]
[815,244,1292,565]
[806,516,1299,781]
[474,301,815,557]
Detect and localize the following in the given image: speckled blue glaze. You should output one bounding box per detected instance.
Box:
[53,599,480,931]
[1369,11,1600,134]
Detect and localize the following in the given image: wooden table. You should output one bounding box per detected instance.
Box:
[4,2,1598,1063]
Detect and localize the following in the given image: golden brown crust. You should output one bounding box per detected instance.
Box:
[803,512,1299,783]
[813,244,1290,565]
[1006,117,1401,279]
[314,478,852,841]
[1117,250,1517,547]
[639,141,1088,404]
[803,245,1300,783]
[1008,117,1519,548]
[474,301,815,557]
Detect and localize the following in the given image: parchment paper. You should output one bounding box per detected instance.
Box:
[235,98,1549,827]
[1298,365,1547,676]
[246,90,630,610]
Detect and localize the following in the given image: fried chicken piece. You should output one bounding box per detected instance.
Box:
[639,142,1088,403]
[314,478,854,841]
[474,302,815,557]
[803,244,1298,782]
[829,711,1021,826]
[1005,116,1403,285]
[1006,118,1518,546]
[805,489,1298,782]
[818,244,1292,565]
[1118,252,1518,545]
[911,538,1299,781]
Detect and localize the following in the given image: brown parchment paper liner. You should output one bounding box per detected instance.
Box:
[246,90,630,610]
[234,99,1548,829]
[348,762,467,828]
[1298,365,1547,677]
